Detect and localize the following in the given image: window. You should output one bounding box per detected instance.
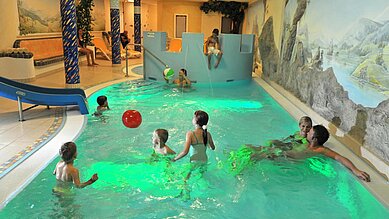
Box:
[221,17,233,34]
[174,14,188,38]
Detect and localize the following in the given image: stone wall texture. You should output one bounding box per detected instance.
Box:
[259,4,389,164]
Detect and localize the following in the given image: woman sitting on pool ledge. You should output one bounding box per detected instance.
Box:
[232,125,370,182]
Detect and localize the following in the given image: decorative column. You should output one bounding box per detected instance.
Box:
[60,0,79,85]
[134,0,141,52]
[110,0,121,64]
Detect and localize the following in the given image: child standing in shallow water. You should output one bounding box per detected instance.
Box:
[172,110,216,199]
[173,110,216,163]
[53,142,98,189]
[152,129,176,155]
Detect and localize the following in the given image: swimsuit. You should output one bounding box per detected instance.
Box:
[207,37,220,55]
[207,46,220,55]
[154,146,167,155]
[189,131,208,162]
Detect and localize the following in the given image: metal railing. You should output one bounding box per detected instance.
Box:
[124,43,168,77]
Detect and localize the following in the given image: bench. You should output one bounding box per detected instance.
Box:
[13,37,65,66]
[100,32,141,59]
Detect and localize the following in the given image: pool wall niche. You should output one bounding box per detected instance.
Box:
[143,31,255,83]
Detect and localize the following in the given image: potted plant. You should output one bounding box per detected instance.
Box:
[200,0,248,34]
[76,0,95,46]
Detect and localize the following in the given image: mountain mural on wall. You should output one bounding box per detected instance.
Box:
[260,0,389,166]
[291,0,389,107]
[336,18,389,92]
[340,18,383,49]
[17,0,105,35]
[17,0,61,34]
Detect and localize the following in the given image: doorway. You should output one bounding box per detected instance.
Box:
[174,14,188,38]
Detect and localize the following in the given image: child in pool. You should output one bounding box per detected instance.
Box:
[173,69,191,88]
[152,129,176,155]
[230,116,312,174]
[172,110,216,199]
[232,123,371,182]
[94,95,110,116]
[53,142,98,189]
[248,116,312,154]
[173,110,216,163]
[282,125,370,182]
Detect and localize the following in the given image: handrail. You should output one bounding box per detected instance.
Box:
[125,43,168,67]
[124,43,168,78]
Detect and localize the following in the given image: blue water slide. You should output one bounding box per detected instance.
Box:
[0,76,89,115]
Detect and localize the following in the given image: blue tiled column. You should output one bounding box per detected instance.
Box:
[134,0,141,52]
[60,0,79,85]
[110,0,121,64]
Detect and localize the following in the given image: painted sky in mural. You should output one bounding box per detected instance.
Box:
[304,0,389,44]
[18,0,105,34]
[284,0,389,107]
[18,0,61,34]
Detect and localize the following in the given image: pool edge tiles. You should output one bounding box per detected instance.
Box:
[0,107,65,179]
[253,76,389,209]
[0,109,86,209]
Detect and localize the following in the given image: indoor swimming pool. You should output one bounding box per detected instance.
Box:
[1,80,388,218]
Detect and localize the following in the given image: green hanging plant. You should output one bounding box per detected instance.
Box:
[200,0,248,34]
[76,0,95,46]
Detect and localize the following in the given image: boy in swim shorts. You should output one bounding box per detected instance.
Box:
[205,29,223,69]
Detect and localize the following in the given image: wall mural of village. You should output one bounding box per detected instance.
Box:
[283,0,389,107]
[17,0,105,35]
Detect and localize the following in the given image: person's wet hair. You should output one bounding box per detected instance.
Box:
[155,129,168,144]
[212,28,219,36]
[97,95,107,106]
[312,125,329,145]
[180,68,187,76]
[299,116,312,126]
[60,142,77,163]
[194,110,209,146]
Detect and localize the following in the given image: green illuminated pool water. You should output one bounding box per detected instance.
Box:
[1,80,388,218]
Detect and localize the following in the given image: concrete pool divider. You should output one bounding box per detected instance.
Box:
[0,73,142,209]
[143,32,255,83]
[253,74,389,208]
